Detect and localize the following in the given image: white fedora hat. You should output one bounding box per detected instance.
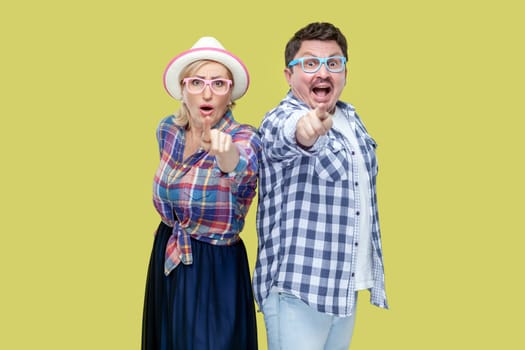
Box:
[163,36,250,101]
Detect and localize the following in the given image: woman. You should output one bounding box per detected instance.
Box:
[142,37,260,350]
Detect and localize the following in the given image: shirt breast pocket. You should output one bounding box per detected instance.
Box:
[313,141,349,182]
[184,168,231,202]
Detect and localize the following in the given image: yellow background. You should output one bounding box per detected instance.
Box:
[1,0,524,349]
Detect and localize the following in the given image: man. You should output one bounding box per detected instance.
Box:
[253,22,389,350]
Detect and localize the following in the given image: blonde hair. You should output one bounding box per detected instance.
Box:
[173,60,236,127]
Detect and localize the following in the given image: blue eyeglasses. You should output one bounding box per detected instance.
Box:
[287,56,347,73]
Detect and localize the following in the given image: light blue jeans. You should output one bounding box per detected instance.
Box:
[261,290,357,350]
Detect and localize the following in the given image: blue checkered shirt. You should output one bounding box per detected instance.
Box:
[253,92,388,316]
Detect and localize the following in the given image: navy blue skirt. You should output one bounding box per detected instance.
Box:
[142,222,258,350]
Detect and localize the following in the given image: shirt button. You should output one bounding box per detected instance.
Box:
[356,211,360,216]
[351,272,355,277]
[354,182,359,186]
[355,242,359,246]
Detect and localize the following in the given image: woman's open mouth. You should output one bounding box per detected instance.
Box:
[199,104,214,116]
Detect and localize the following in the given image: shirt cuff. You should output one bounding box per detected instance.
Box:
[218,145,248,181]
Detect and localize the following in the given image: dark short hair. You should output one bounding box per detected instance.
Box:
[284,22,348,67]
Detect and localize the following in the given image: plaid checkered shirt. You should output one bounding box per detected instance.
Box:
[253,92,389,316]
[152,111,261,276]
